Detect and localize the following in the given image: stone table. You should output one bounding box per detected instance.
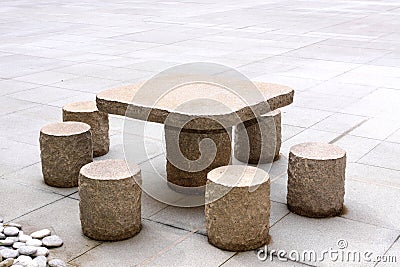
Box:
[96,81,294,190]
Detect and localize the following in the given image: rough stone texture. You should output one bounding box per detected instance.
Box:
[79,159,142,241]
[165,125,232,189]
[40,122,93,188]
[234,109,281,164]
[96,81,294,130]
[287,142,346,218]
[205,165,270,251]
[63,101,110,157]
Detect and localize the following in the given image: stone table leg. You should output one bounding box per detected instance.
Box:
[164,125,232,190]
[234,109,281,164]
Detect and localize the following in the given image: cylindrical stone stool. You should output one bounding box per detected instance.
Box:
[40,122,93,187]
[287,142,346,218]
[205,165,270,251]
[165,125,232,190]
[63,101,109,157]
[234,109,281,164]
[79,159,142,241]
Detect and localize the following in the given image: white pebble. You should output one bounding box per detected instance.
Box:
[24,240,42,247]
[33,247,48,257]
[18,232,32,243]
[12,242,25,250]
[42,236,63,248]
[48,259,66,267]
[0,238,14,246]
[32,256,46,267]
[0,248,19,259]
[17,246,37,256]
[30,230,50,240]
[15,255,33,266]
[3,228,18,237]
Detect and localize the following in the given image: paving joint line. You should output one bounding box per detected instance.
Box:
[329,117,370,144]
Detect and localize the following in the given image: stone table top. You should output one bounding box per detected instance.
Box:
[96,81,294,130]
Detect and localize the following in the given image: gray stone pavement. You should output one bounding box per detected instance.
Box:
[1,0,400,266]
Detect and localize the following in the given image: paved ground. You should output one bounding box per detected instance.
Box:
[1,0,400,266]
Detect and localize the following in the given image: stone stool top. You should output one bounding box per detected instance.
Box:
[290,142,346,161]
[63,101,98,113]
[208,165,269,188]
[96,81,294,130]
[40,121,91,136]
[79,159,140,181]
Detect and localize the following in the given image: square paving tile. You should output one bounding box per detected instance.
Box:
[359,141,400,171]
[281,124,305,142]
[281,106,333,128]
[14,70,80,86]
[0,96,37,116]
[376,239,400,266]
[70,220,193,267]
[95,133,164,164]
[0,104,61,146]
[311,113,367,134]
[269,214,400,266]
[0,137,40,176]
[51,76,123,93]
[332,135,381,163]
[283,44,389,64]
[342,88,400,119]
[343,179,400,231]
[386,129,400,143]
[149,206,206,234]
[347,162,400,188]
[0,79,40,96]
[2,162,77,196]
[0,179,63,222]
[281,128,339,157]
[14,198,101,262]
[308,81,377,99]
[223,252,309,267]
[349,118,400,140]
[293,92,359,113]
[147,232,235,267]
[8,86,80,105]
